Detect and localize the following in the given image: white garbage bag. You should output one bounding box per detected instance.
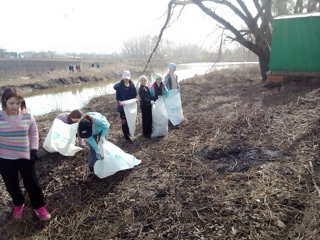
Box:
[122,99,137,137]
[151,97,168,138]
[94,140,141,178]
[166,89,184,126]
[43,118,82,156]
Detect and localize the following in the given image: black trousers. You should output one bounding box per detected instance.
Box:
[120,111,130,140]
[0,158,45,209]
[140,105,152,137]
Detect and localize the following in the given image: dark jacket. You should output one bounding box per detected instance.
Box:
[113,80,137,112]
[139,85,155,106]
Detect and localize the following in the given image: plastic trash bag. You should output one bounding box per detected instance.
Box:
[151,97,168,138]
[122,99,137,137]
[94,140,141,178]
[43,118,82,156]
[166,89,184,126]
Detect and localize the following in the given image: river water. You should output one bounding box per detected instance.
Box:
[23,62,258,116]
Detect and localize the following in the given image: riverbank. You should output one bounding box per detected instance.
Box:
[1,65,320,239]
[0,61,147,94]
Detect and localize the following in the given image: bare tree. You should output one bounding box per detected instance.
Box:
[0,49,4,58]
[122,35,157,60]
[149,0,318,81]
[122,34,206,65]
[40,51,47,58]
[48,51,56,59]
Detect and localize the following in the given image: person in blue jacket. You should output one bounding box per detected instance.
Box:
[113,70,138,143]
[78,112,110,183]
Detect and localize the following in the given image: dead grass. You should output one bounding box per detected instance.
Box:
[0,66,320,239]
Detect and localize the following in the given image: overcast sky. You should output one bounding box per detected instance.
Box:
[0,0,222,54]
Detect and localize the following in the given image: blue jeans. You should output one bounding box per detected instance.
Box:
[88,132,101,169]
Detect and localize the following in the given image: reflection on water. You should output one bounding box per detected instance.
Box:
[22,62,257,116]
[178,61,258,77]
[24,80,118,116]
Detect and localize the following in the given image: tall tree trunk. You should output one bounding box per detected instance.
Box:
[294,0,303,13]
[259,57,269,81]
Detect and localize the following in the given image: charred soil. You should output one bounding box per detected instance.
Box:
[0,65,320,239]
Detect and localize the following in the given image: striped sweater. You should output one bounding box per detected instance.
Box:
[0,110,39,160]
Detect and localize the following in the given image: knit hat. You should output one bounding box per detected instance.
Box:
[155,73,163,80]
[78,119,92,138]
[122,70,131,80]
[168,63,176,70]
[139,75,148,81]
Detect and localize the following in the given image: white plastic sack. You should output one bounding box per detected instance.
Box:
[166,89,184,126]
[122,99,137,137]
[94,140,141,178]
[151,97,168,138]
[43,119,82,156]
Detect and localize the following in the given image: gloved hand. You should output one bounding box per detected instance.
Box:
[151,100,155,105]
[118,101,123,106]
[30,150,39,161]
[96,151,104,160]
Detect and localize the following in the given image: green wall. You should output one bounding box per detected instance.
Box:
[269,13,320,72]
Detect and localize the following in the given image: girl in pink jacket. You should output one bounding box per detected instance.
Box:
[0,87,50,220]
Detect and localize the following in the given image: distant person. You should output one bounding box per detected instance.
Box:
[76,65,81,72]
[0,87,51,220]
[68,65,74,73]
[113,70,138,143]
[164,63,180,91]
[91,63,94,68]
[138,75,155,138]
[96,63,100,69]
[150,73,169,100]
[78,112,110,183]
[55,109,85,146]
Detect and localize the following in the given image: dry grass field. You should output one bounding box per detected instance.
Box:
[0,64,320,239]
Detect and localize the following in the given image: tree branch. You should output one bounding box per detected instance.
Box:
[236,0,254,20]
[192,0,265,56]
[206,0,249,24]
[142,0,176,74]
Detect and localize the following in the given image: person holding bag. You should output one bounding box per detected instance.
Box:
[78,112,110,183]
[138,75,155,138]
[150,73,169,100]
[55,109,85,147]
[113,70,138,143]
[0,87,51,220]
[164,63,180,91]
